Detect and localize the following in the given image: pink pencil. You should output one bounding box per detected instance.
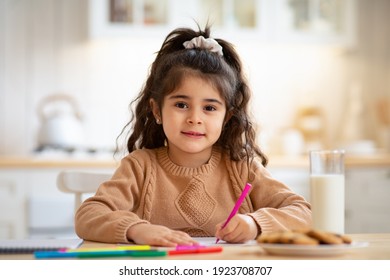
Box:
[216,183,252,244]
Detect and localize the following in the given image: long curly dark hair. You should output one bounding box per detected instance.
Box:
[118,25,268,166]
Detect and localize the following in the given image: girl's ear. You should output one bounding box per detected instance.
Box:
[149,98,162,123]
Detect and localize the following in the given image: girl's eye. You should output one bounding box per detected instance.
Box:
[204,105,216,111]
[175,102,188,109]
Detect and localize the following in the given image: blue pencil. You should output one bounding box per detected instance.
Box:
[34,249,167,259]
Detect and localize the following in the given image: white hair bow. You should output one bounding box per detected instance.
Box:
[183,36,223,56]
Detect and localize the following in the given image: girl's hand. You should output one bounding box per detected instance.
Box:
[126,224,198,247]
[215,214,258,243]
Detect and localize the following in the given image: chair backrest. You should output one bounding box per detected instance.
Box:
[57,170,112,213]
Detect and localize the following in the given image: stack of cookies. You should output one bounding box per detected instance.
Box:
[257,229,352,245]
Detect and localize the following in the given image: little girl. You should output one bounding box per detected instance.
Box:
[75,25,311,247]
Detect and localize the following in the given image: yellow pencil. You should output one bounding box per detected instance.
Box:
[66,245,151,252]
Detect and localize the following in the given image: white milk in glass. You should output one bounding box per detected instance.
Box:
[310,174,345,233]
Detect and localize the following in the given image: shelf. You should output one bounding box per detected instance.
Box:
[88,0,357,47]
[267,154,390,168]
[0,157,118,169]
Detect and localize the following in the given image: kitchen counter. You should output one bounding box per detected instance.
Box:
[0,156,119,168]
[268,154,390,168]
[0,154,389,169]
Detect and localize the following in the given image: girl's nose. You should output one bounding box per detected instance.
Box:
[187,110,202,125]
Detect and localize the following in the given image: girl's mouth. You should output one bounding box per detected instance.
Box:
[181,131,205,137]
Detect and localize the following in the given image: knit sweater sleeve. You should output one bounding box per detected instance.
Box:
[75,150,153,243]
[242,158,312,234]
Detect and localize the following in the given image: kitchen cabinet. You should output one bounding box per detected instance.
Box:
[0,160,115,239]
[89,0,254,37]
[89,0,356,46]
[0,171,27,239]
[345,167,390,233]
[271,0,357,46]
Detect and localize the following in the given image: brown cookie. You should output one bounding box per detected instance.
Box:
[305,229,344,244]
[282,231,319,245]
[337,233,352,244]
[257,229,353,246]
[295,228,352,244]
[257,231,284,243]
[257,231,318,245]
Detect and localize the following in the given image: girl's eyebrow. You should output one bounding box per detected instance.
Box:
[168,94,224,105]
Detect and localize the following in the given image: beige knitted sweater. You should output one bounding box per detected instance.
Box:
[75,146,311,243]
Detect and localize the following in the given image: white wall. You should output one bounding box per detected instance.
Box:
[0,0,389,156]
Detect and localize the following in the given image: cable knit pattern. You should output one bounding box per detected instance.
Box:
[142,155,156,221]
[223,154,252,213]
[143,181,154,221]
[175,177,217,227]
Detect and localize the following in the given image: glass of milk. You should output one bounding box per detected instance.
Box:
[310,150,345,233]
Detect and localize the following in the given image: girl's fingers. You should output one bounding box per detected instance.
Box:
[171,232,198,245]
[153,230,198,247]
[128,224,199,247]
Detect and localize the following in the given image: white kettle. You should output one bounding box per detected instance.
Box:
[36,94,85,151]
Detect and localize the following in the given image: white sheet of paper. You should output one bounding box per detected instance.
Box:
[193,237,256,246]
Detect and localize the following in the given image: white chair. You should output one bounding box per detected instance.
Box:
[0,180,26,239]
[56,170,113,213]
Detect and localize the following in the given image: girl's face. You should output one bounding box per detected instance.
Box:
[151,75,228,167]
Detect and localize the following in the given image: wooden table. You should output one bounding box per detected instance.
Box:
[1,154,389,168]
[1,233,389,260]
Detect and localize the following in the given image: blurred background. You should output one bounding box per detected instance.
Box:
[0,0,389,239]
[0,0,389,157]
